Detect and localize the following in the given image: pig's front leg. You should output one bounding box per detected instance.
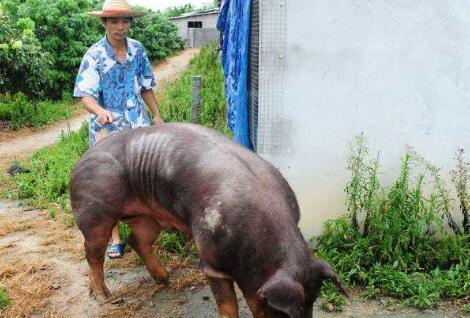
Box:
[208,277,239,318]
[126,215,169,284]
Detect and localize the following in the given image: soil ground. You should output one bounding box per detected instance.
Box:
[0,48,467,317]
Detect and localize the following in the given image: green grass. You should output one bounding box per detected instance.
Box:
[0,92,79,130]
[314,134,470,311]
[0,288,10,309]
[158,231,197,257]
[463,303,470,313]
[10,123,89,208]
[158,44,230,136]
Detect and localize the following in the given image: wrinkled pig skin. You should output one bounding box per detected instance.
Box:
[70,123,348,318]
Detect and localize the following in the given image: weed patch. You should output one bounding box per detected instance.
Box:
[314,134,470,311]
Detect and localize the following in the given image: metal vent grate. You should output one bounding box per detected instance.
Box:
[248,0,260,150]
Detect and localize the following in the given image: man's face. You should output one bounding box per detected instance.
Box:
[101,17,132,42]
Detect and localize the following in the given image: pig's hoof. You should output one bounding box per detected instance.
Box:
[153,274,170,285]
[93,291,111,303]
[161,276,170,285]
[89,287,111,301]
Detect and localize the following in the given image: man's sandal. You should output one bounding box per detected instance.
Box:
[107,243,126,258]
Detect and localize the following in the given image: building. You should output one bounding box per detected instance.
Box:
[226,1,470,237]
[169,9,220,48]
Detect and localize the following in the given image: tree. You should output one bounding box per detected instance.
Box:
[2,0,101,99]
[129,9,184,60]
[0,14,52,98]
[164,4,194,17]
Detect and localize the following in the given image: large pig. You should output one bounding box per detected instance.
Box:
[70,123,347,318]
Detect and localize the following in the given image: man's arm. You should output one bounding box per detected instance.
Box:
[81,95,113,125]
[141,89,164,125]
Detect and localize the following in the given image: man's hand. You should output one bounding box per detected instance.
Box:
[97,110,113,125]
[153,116,164,125]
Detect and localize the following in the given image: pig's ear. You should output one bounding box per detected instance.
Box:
[313,259,350,297]
[257,270,305,318]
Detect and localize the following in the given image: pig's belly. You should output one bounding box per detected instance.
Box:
[122,198,192,234]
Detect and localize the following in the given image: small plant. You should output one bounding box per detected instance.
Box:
[0,288,10,309]
[320,282,346,312]
[462,303,470,313]
[451,148,470,234]
[118,222,132,242]
[61,214,75,228]
[48,208,57,219]
[158,231,197,257]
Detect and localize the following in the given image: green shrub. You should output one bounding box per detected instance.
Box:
[0,15,53,98]
[314,135,470,310]
[0,93,77,130]
[463,303,470,313]
[129,9,184,61]
[2,0,102,99]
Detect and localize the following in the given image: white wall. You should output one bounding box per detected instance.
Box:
[170,13,219,44]
[258,0,470,238]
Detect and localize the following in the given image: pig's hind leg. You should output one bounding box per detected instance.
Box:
[80,217,116,300]
[125,216,169,284]
[71,154,130,300]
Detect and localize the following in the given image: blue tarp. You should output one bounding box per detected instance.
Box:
[217,0,253,149]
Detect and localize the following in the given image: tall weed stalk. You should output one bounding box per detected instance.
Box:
[451,148,470,234]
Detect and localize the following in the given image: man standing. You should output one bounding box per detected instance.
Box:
[74,0,163,258]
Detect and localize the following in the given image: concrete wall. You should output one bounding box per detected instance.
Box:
[170,12,219,47]
[257,0,470,238]
[188,28,220,48]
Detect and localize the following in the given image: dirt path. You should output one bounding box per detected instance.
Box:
[0,48,199,170]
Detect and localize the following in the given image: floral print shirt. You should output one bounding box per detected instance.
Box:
[73,36,156,144]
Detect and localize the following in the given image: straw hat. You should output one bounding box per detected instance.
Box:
[89,0,145,18]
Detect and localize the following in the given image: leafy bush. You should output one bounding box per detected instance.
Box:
[0,93,78,130]
[314,135,470,310]
[2,0,101,99]
[0,15,53,98]
[129,9,184,60]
